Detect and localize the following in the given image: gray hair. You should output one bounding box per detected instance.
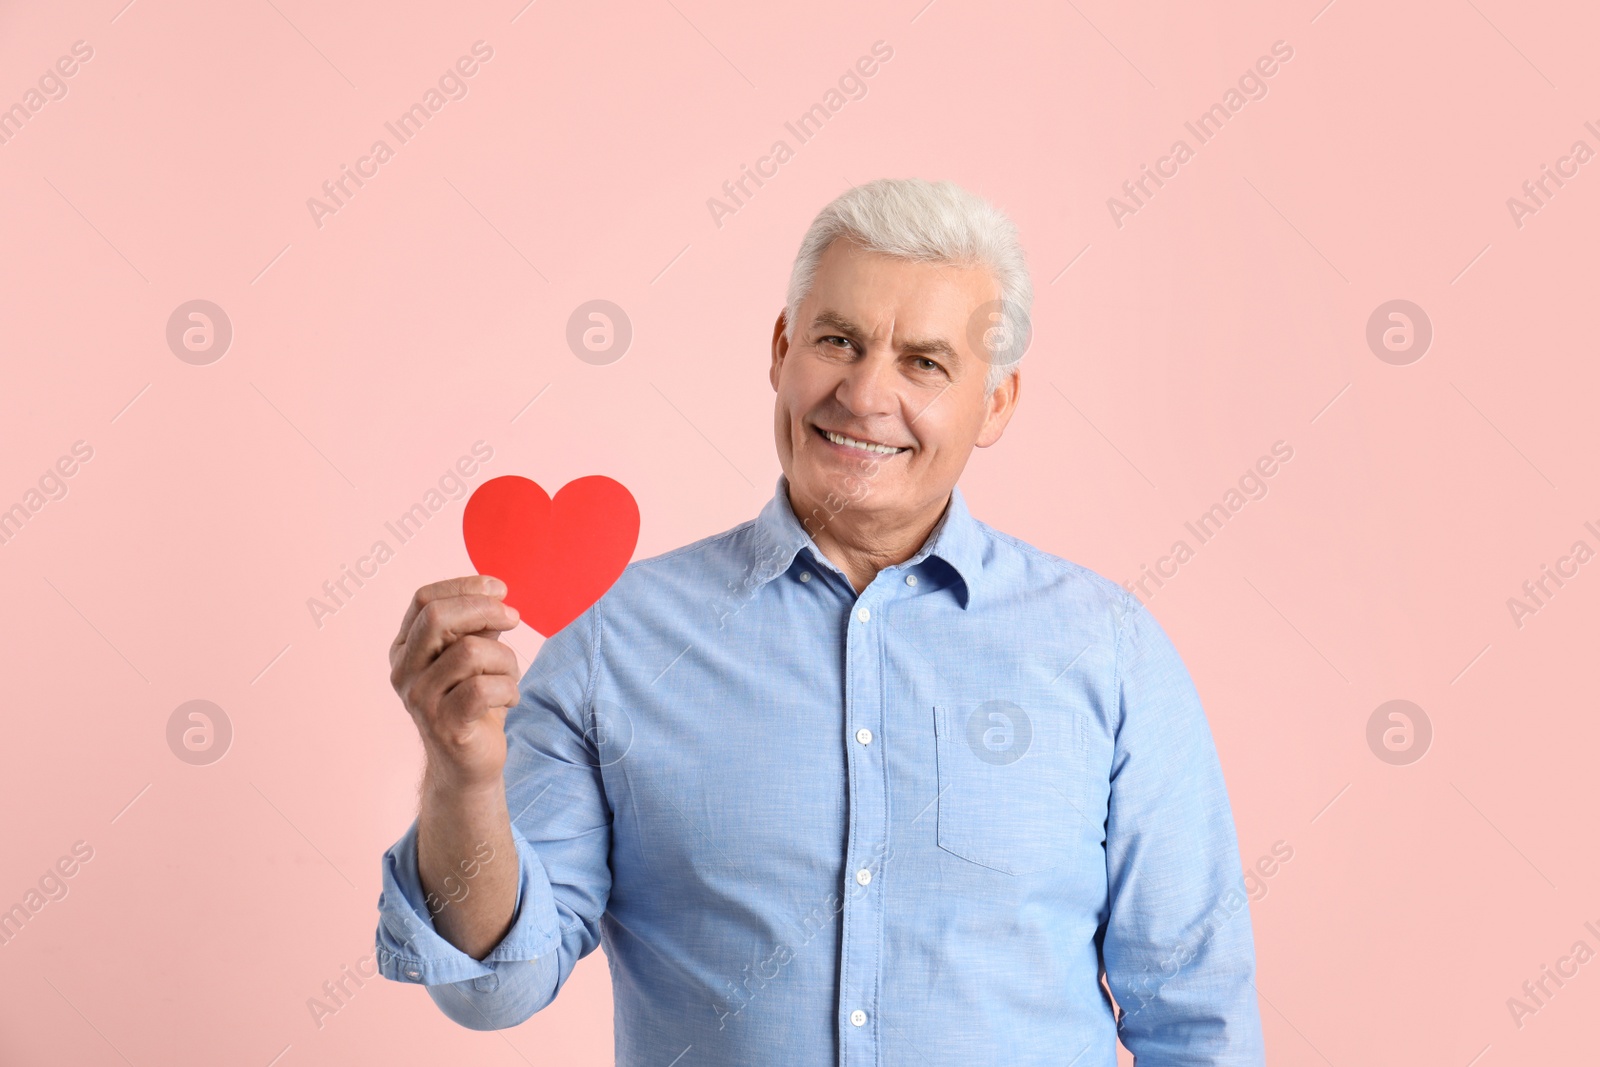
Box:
[784,178,1033,396]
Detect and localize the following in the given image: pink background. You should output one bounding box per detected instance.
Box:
[2,0,1597,1063]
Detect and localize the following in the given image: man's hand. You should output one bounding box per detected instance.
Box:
[390,575,522,793]
[390,575,523,960]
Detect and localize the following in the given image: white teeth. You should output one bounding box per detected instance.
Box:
[824,429,905,454]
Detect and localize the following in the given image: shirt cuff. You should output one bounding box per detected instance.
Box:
[374,816,562,988]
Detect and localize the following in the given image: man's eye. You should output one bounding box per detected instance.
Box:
[819,336,852,350]
[913,356,942,372]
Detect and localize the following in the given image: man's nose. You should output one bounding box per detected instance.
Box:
[834,349,900,416]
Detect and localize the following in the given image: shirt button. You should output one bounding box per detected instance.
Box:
[799,571,811,583]
[905,574,918,586]
[850,1009,867,1027]
[404,968,422,981]
[855,868,872,886]
[856,607,871,623]
[855,727,873,745]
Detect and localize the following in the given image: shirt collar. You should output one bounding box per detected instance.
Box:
[747,472,982,608]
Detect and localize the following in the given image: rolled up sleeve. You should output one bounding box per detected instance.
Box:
[374,599,612,1031]
[374,816,567,1029]
[1100,594,1266,1065]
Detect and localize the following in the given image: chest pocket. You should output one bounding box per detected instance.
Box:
[932,701,1088,876]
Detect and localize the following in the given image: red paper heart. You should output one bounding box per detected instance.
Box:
[462,475,639,637]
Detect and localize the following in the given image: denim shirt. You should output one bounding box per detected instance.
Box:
[375,473,1266,1065]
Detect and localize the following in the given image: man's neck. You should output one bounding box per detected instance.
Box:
[788,485,951,595]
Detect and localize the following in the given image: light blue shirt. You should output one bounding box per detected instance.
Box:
[375,473,1265,1065]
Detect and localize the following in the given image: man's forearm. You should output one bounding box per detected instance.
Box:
[415,769,519,961]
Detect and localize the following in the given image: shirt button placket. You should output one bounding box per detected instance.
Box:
[839,594,885,1063]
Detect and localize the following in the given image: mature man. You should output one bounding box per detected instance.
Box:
[378,178,1266,1064]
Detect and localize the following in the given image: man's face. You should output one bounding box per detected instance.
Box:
[769,237,1020,528]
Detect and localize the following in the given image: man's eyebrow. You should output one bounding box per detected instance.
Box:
[808,309,963,366]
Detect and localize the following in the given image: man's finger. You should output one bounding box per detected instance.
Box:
[399,591,519,685]
[419,633,521,710]
[392,575,507,654]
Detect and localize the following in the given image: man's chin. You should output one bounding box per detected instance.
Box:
[795,465,899,512]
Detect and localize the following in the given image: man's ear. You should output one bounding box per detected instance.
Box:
[769,309,790,391]
[976,367,1021,447]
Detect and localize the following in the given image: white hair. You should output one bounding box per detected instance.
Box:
[784,178,1033,396]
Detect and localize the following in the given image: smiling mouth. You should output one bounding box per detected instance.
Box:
[813,424,910,456]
